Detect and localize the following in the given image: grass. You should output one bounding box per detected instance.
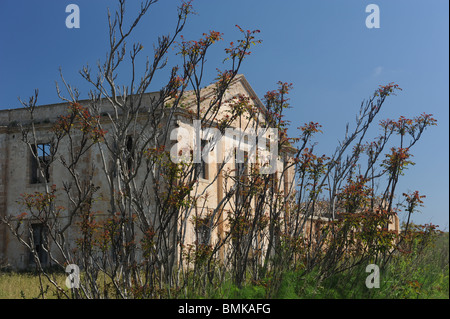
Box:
[1,233,448,299]
[0,271,67,299]
[280,232,449,299]
[210,232,449,299]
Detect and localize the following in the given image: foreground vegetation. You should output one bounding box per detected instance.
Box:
[196,230,449,299]
[225,231,449,299]
[1,231,447,299]
[0,0,442,299]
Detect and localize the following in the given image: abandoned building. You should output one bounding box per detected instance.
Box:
[0,74,399,270]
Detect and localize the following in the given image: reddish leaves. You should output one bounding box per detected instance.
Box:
[53,102,107,143]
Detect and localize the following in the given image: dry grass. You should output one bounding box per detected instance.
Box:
[0,272,66,299]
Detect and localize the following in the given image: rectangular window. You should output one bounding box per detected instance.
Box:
[195,216,211,246]
[29,223,48,267]
[31,143,51,184]
[200,140,208,180]
[235,150,248,206]
[126,135,134,171]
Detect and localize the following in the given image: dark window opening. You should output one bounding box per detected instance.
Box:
[235,150,249,180]
[195,218,211,246]
[126,135,134,171]
[31,143,51,184]
[200,140,209,180]
[29,224,48,267]
[235,150,249,206]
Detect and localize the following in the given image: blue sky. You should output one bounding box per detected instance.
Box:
[0,0,448,229]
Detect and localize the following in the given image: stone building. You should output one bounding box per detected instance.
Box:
[0,74,399,270]
[0,75,293,269]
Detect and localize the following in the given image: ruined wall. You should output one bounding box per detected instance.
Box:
[0,94,184,269]
[0,75,307,269]
[0,127,9,265]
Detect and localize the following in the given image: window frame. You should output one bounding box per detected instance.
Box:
[30,142,52,184]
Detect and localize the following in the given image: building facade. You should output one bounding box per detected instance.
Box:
[0,75,399,270]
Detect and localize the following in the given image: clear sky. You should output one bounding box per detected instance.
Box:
[0,0,448,230]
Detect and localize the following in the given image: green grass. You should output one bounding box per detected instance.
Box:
[209,232,449,299]
[274,232,449,299]
[1,233,448,299]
